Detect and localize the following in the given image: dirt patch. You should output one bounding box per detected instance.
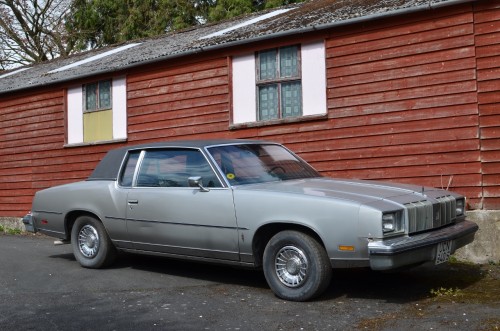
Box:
[356,262,500,330]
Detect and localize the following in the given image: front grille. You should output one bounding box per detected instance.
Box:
[434,195,457,228]
[406,200,433,233]
[405,195,457,234]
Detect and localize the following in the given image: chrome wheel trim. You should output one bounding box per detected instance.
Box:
[77,224,100,258]
[275,245,308,288]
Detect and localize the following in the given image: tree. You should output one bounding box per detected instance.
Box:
[66,0,304,51]
[207,0,253,22]
[0,0,73,70]
[207,0,302,22]
[65,0,215,50]
[0,0,304,69]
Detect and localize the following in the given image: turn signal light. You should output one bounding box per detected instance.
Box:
[338,245,355,252]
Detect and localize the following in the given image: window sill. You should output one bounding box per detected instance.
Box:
[64,138,127,148]
[229,113,328,130]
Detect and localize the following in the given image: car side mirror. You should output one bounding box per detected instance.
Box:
[188,176,210,192]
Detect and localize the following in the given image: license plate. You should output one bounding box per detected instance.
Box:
[435,240,452,265]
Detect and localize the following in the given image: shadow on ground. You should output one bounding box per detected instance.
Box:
[321,262,489,303]
[49,249,491,304]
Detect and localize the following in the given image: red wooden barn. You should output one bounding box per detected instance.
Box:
[0,0,498,260]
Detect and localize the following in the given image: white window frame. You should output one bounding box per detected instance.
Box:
[66,76,127,145]
[232,41,327,125]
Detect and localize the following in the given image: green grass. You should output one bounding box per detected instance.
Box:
[0,225,23,235]
[430,287,463,298]
[6,228,22,235]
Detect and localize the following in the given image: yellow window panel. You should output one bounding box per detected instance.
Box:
[83,109,113,143]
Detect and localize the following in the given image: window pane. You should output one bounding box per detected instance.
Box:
[120,151,140,187]
[280,46,299,78]
[99,80,111,109]
[258,84,278,120]
[259,50,277,80]
[85,83,97,111]
[281,81,302,118]
[137,149,221,188]
[207,144,320,185]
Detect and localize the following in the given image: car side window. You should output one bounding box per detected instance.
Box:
[119,151,141,187]
[136,149,222,188]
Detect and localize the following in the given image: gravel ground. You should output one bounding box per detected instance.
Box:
[1,233,498,331]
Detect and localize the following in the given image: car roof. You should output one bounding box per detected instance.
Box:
[87,139,270,181]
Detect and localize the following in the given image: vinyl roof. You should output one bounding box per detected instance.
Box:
[0,0,470,96]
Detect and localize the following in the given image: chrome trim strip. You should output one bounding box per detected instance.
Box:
[105,216,249,230]
[33,210,63,215]
[117,248,256,268]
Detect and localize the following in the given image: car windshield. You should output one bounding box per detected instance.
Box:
[207,144,321,185]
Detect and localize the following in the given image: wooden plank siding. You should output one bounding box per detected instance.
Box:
[238,5,484,207]
[475,1,500,209]
[0,91,62,215]
[0,90,125,215]
[0,92,56,214]
[318,3,482,208]
[126,58,233,143]
[2,1,500,217]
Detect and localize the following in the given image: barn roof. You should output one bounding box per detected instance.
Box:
[0,0,472,96]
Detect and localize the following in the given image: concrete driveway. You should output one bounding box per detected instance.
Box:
[1,233,499,330]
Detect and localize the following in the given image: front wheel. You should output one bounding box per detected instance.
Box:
[263,230,332,301]
[71,215,117,268]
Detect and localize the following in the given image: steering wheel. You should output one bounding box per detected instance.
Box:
[269,166,286,174]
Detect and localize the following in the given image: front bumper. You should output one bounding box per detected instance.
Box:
[368,220,478,270]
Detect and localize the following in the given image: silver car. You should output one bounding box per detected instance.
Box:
[26,140,478,301]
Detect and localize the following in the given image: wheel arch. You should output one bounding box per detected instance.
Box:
[252,222,326,267]
[64,210,103,241]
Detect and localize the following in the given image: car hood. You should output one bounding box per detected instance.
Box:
[233,177,443,205]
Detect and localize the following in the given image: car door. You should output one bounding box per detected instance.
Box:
[124,148,240,261]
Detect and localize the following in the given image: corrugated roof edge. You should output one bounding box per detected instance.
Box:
[0,0,475,96]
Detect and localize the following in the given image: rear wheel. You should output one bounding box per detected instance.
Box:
[263,230,332,301]
[71,215,116,268]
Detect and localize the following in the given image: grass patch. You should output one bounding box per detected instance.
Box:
[0,225,23,235]
[6,228,22,235]
[430,287,463,298]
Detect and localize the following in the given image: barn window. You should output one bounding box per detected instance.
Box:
[256,46,302,120]
[232,41,327,126]
[66,76,127,146]
[84,80,112,111]
[82,80,113,142]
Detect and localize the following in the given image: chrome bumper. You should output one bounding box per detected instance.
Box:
[368,220,478,270]
[22,212,37,233]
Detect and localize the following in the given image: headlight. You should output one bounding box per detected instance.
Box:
[456,198,465,216]
[382,211,403,234]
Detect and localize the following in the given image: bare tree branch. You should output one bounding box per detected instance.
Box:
[0,0,72,69]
